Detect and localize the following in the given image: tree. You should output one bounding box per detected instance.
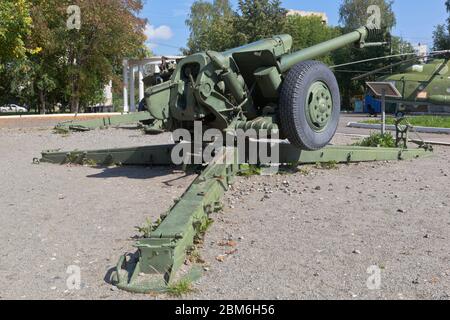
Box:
[339,0,396,32]
[235,0,287,43]
[59,0,147,112]
[283,15,341,65]
[0,0,34,67]
[432,1,450,50]
[0,0,148,113]
[334,0,397,109]
[185,0,238,53]
[185,0,287,53]
[390,36,414,54]
[433,24,450,51]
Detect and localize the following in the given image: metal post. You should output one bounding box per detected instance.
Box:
[129,66,136,112]
[138,65,145,104]
[123,60,129,113]
[381,89,386,135]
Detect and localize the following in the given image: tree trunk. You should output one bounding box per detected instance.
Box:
[70,53,80,113]
[70,95,79,113]
[70,78,80,113]
[39,90,46,115]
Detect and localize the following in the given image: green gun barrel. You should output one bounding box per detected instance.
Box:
[223,34,293,58]
[279,26,370,73]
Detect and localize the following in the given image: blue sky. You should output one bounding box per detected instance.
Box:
[141,0,448,55]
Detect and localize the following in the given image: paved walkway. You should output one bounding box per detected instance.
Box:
[0,113,121,129]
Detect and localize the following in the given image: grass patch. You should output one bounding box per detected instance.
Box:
[315,160,338,170]
[197,218,214,236]
[82,158,97,166]
[187,248,206,264]
[297,167,310,176]
[361,115,450,128]
[238,164,261,176]
[135,217,162,238]
[66,152,80,164]
[353,132,396,148]
[53,127,70,135]
[166,279,194,297]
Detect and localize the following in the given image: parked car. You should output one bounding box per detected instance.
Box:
[0,104,28,113]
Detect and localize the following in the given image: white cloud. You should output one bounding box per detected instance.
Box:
[144,24,174,41]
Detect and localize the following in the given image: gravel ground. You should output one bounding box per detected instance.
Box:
[195,135,450,300]
[0,120,449,300]
[0,127,195,299]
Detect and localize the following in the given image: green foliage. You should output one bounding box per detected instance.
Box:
[184,0,239,53]
[315,161,338,170]
[112,94,125,113]
[135,217,162,238]
[283,15,341,65]
[390,36,415,55]
[333,0,402,109]
[238,164,261,176]
[297,167,310,176]
[82,158,98,166]
[53,126,70,135]
[166,279,194,297]
[429,1,450,55]
[184,0,405,111]
[185,0,286,53]
[433,1,450,50]
[362,116,450,128]
[433,24,450,51]
[193,217,213,244]
[353,132,396,148]
[235,0,287,43]
[198,218,214,235]
[0,0,147,113]
[0,0,34,65]
[66,151,80,163]
[338,0,396,32]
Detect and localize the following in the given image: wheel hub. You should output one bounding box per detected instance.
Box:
[306,81,333,131]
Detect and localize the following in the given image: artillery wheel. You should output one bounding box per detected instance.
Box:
[279,60,340,150]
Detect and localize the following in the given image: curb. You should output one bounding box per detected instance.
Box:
[0,112,122,120]
[347,122,450,134]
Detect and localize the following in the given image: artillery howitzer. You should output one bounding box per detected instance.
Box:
[57,26,382,142]
[145,26,385,150]
[38,26,432,293]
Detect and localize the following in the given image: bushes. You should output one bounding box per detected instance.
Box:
[353,132,396,148]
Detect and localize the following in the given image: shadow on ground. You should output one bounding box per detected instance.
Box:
[86,166,179,180]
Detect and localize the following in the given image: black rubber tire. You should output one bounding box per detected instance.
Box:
[279,60,340,150]
[138,98,147,112]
